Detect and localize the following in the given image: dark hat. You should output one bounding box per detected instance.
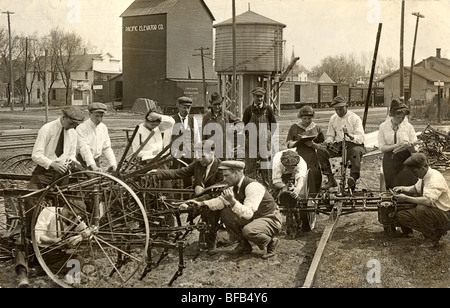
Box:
[88,102,107,113]
[62,106,85,123]
[403,153,428,168]
[281,150,300,167]
[218,160,245,170]
[330,96,348,108]
[389,99,410,116]
[177,96,193,105]
[210,92,223,105]
[298,105,315,117]
[251,87,266,96]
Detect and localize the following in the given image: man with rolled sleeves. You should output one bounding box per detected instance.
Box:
[76,103,117,172]
[16,106,85,287]
[193,160,283,259]
[393,153,450,247]
[319,95,366,190]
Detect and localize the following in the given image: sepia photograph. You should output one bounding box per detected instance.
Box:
[0,0,449,292]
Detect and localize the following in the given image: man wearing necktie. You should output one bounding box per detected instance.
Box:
[193,160,283,259]
[171,97,201,189]
[393,153,450,247]
[15,106,84,288]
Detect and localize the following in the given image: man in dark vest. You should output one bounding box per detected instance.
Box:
[171,96,201,189]
[192,160,283,259]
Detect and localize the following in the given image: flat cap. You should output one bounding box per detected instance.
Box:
[330,96,348,108]
[403,153,428,168]
[88,102,107,113]
[177,96,193,105]
[281,150,301,167]
[218,160,245,170]
[62,106,85,123]
[251,87,266,96]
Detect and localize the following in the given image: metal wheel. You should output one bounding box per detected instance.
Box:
[30,171,150,288]
[0,154,35,189]
[0,192,19,260]
[300,169,317,232]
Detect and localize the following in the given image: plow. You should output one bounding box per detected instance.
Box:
[0,124,449,288]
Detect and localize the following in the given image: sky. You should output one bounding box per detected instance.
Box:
[1,0,449,70]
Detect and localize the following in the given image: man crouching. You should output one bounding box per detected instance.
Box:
[190,160,282,259]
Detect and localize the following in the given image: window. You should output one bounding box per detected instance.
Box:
[85,72,88,80]
[52,89,56,100]
[37,88,40,99]
[74,89,83,100]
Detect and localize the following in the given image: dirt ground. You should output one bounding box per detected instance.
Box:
[0,105,449,289]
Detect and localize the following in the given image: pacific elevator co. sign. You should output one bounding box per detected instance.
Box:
[125,24,165,32]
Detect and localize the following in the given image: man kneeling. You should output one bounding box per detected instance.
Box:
[190,160,282,259]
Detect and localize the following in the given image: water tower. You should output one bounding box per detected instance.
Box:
[214,9,293,116]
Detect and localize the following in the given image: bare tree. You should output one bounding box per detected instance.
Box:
[310,54,365,84]
[48,28,84,105]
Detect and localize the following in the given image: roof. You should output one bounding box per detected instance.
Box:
[71,54,102,71]
[120,0,214,20]
[415,56,450,68]
[214,10,285,28]
[378,67,450,83]
[316,72,335,84]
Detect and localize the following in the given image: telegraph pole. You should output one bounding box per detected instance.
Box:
[194,47,211,111]
[232,0,238,116]
[408,12,424,108]
[3,10,15,110]
[23,37,28,111]
[399,1,405,100]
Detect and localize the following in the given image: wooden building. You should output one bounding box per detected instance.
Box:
[120,0,217,111]
[213,9,286,116]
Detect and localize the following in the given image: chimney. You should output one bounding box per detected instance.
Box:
[436,48,441,58]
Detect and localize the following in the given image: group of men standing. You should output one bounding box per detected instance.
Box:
[15,87,450,288]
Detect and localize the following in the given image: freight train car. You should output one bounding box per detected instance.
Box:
[279,81,384,109]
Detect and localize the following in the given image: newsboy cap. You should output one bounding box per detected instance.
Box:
[403,153,428,168]
[330,96,348,108]
[218,160,245,170]
[251,87,266,96]
[62,106,85,123]
[177,96,193,105]
[88,102,107,113]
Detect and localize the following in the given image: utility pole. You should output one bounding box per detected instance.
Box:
[408,12,425,109]
[232,0,238,116]
[194,47,211,112]
[399,1,405,100]
[23,37,28,111]
[3,10,15,111]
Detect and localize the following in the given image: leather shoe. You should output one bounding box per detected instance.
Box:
[261,237,280,259]
[207,247,218,256]
[347,176,356,189]
[18,277,30,288]
[232,240,252,254]
[322,177,337,189]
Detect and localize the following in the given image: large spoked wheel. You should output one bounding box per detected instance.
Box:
[0,154,35,189]
[30,171,150,288]
[300,169,317,232]
[0,193,19,260]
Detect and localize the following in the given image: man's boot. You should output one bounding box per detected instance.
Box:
[261,237,280,259]
[322,175,337,190]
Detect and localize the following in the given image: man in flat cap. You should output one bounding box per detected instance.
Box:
[191,160,283,259]
[319,95,366,190]
[16,106,84,287]
[149,139,224,256]
[76,103,117,172]
[202,92,242,160]
[392,153,450,247]
[242,87,277,188]
[171,96,201,189]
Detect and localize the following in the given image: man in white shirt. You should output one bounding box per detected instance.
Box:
[76,103,117,172]
[272,149,308,199]
[17,106,85,287]
[393,153,450,247]
[192,160,283,259]
[318,96,366,190]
